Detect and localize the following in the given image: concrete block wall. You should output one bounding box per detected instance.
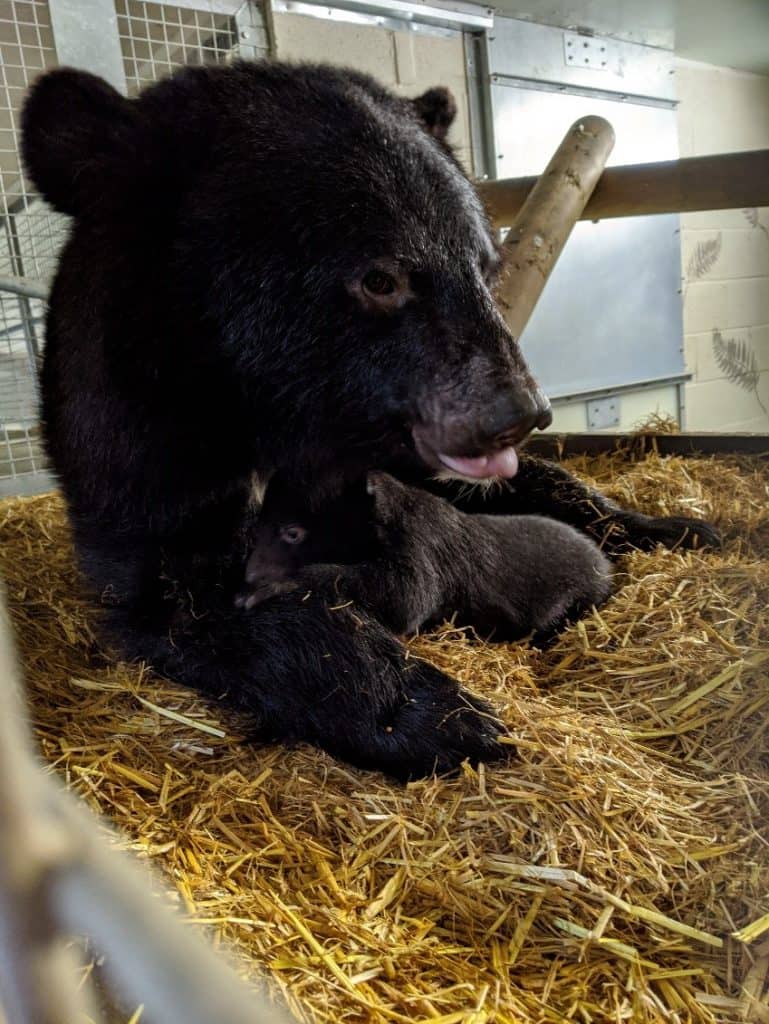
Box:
[677,58,769,431]
[271,14,474,174]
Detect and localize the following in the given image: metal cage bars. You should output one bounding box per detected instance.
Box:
[0,0,269,496]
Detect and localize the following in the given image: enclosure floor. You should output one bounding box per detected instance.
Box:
[1,450,768,1024]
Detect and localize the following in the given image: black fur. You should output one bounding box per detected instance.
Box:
[21,61,719,779]
[242,472,612,645]
[416,455,722,557]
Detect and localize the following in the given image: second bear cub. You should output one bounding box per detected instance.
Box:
[241,473,612,644]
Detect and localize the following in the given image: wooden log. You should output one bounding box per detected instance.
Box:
[496,115,615,342]
[479,149,769,226]
[0,592,89,1024]
[0,590,291,1024]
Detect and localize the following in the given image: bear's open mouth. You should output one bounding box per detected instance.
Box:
[436,448,519,479]
[411,427,519,480]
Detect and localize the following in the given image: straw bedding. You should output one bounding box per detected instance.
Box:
[1,445,768,1023]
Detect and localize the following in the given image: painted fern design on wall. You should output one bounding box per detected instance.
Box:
[713,330,759,388]
[686,233,722,281]
[682,233,721,305]
[743,207,769,244]
[712,329,768,419]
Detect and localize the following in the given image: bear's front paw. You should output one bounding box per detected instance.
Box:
[372,661,508,780]
[619,513,721,554]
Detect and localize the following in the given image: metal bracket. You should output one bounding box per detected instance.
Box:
[464,31,495,181]
[587,395,621,429]
[235,1,271,59]
[563,31,621,73]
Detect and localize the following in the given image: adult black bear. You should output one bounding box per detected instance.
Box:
[22,61,718,779]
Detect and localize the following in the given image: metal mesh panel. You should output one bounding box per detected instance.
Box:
[0,292,45,484]
[0,0,65,493]
[117,1,251,96]
[0,1,270,495]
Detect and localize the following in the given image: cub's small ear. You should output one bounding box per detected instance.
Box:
[21,68,141,217]
[365,471,407,521]
[411,86,457,142]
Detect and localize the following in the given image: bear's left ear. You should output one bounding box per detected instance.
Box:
[411,86,457,142]
[21,68,143,217]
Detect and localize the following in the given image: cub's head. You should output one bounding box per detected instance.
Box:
[245,474,377,589]
[244,471,419,592]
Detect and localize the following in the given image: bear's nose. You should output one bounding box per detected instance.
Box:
[536,405,553,430]
[485,394,552,446]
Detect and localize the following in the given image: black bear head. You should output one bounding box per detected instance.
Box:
[22,63,550,500]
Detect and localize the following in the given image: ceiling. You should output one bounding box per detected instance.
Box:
[490,0,769,75]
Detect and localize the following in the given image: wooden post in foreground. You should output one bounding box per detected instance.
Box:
[0,590,291,1024]
[497,115,615,343]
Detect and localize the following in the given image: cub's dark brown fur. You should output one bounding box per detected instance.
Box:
[244,473,612,644]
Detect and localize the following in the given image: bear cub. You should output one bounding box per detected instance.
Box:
[241,473,612,644]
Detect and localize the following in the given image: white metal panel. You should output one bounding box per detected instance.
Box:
[487,16,686,402]
[492,84,685,398]
[491,81,678,175]
[48,0,127,92]
[487,0,677,50]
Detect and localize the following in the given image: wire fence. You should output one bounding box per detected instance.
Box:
[118,0,242,95]
[0,0,269,496]
[0,1,62,495]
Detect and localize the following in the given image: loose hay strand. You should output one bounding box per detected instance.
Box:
[735,912,769,946]
[0,449,768,1023]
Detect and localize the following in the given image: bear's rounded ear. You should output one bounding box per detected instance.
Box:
[21,68,140,217]
[411,86,457,142]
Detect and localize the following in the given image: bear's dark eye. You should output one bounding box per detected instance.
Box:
[362,270,396,297]
[349,266,412,312]
[280,525,307,545]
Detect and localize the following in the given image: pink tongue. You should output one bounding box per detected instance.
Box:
[438,447,519,479]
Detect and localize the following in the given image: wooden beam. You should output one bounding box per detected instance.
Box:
[496,115,615,343]
[479,149,769,226]
[523,432,769,460]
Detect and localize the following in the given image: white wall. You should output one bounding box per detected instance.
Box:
[677,57,769,432]
[547,385,680,433]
